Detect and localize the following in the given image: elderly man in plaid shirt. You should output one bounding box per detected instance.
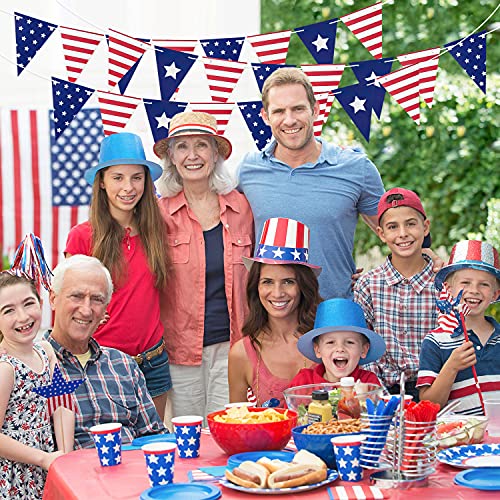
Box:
[44,255,167,449]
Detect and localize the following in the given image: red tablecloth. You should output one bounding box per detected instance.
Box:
[43,434,499,499]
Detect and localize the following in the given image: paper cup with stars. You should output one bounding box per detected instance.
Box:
[171,416,203,458]
[331,434,366,482]
[142,442,177,486]
[89,423,123,467]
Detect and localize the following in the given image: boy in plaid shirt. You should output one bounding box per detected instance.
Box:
[354,188,438,399]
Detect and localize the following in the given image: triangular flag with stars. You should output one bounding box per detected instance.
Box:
[52,77,95,139]
[398,47,441,108]
[445,31,487,94]
[189,102,235,136]
[202,58,246,103]
[340,2,383,59]
[237,101,272,150]
[335,83,375,141]
[14,12,58,76]
[313,92,336,136]
[295,19,338,64]
[32,364,84,416]
[301,64,345,96]
[251,63,291,93]
[200,36,245,61]
[155,46,197,101]
[144,99,187,143]
[351,58,393,118]
[247,30,292,64]
[377,65,421,124]
[96,90,142,135]
[59,26,104,83]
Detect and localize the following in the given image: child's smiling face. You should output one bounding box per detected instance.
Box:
[313,330,369,382]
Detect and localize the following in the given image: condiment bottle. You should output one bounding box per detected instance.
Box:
[307,390,333,424]
[337,377,361,420]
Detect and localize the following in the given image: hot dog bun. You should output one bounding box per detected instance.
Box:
[292,449,327,469]
[256,457,292,473]
[225,461,269,488]
[268,464,327,488]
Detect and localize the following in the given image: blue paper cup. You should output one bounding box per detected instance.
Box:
[90,423,122,467]
[142,442,177,486]
[331,434,366,482]
[171,416,203,459]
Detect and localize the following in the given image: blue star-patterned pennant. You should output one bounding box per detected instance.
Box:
[351,58,394,119]
[295,19,338,64]
[200,36,245,61]
[144,99,188,143]
[32,364,84,415]
[116,37,151,94]
[14,12,58,76]
[445,31,487,94]
[237,101,272,150]
[51,77,95,139]
[335,83,374,142]
[251,63,292,93]
[154,46,197,101]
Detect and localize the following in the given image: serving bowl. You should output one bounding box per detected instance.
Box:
[207,407,297,455]
[436,415,488,448]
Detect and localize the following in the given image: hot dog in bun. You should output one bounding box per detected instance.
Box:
[267,464,327,488]
[224,461,269,488]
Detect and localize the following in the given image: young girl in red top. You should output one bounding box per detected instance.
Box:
[65,133,170,419]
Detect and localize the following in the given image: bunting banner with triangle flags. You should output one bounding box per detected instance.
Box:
[295,19,338,65]
[247,30,292,64]
[144,99,188,143]
[251,63,291,92]
[96,90,142,135]
[301,64,345,96]
[200,36,245,61]
[238,101,272,150]
[202,58,246,103]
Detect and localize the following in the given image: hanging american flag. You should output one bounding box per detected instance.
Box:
[200,37,245,61]
[202,58,246,103]
[0,107,103,325]
[59,26,104,83]
[434,284,471,337]
[247,30,292,64]
[301,64,345,96]
[237,101,272,150]
[340,2,383,60]
[32,364,85,416]
[96,90,142,135]
[189,102,235,135]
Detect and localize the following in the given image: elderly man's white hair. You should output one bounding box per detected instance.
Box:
[52,255,114,304]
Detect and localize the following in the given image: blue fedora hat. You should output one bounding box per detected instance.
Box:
[84,132,163,185]
[297,298,386,365]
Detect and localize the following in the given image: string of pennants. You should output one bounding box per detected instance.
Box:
[13,1,488,145]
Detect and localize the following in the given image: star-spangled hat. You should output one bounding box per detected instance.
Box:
[242,218,321,275]
[435,240,500,303]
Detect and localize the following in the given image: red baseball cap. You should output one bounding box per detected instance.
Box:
[377,188,426,224]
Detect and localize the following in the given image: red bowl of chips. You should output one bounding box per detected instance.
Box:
[207,407,297,455]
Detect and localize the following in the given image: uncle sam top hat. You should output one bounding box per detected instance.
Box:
[435,240,500,303]
[242,217,321,275]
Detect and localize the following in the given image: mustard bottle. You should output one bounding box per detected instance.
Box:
[307,390,333,424]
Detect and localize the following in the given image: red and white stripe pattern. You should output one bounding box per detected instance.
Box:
[313,92,335,136]
[107,29,150,90]
[340,2,383,59]
[247,30,292,64]
[434,283,471,335]
[260,217,310,249]
[189,102,235,135]
[47,393,75,416]
[301,64,345,96]
[202,58,246,102]
[377,65,421,124]
[152,39,198,54]
[96,90,142,135]
[246,387,257,405]
[329,485,385,499]
[449,240,500,269]
[398,47,441,108]
[59,26,104,83]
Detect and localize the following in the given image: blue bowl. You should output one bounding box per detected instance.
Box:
[292,424,363,469]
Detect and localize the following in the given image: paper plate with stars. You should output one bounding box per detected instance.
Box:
[437,443,500,469]
[219,469,338,495]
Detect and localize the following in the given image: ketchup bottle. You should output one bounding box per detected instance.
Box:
[336,377,361,420]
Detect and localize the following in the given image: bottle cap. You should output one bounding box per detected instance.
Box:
[311,390,329,401]
[340,377,355,387]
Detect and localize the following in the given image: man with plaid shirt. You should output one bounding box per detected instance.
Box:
[354,188,439,399]
[44,255,167,449]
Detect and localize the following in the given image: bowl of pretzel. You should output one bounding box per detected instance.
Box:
[292,419,367,468]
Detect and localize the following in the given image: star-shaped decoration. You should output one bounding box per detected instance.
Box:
[184,448,194,457]
[101,456,109,466]
[311,34,329,52]
[365,71,381,87]
[157,466,167,477]
[176,436,184,446]
[272,247,285,259]
[349,96,366,114]
[347,470,358,481]
[188,436,197,446]
[165,453,173,463]
[164,62,181,79]
[181,425,190,434]
[148,454,159,464]
[100,445,109,454]
[337,457,347,468]
[343,445,354,456]
[104,433,116,442]
[291,248,301,260]
[155,112,171,129]
[32,364,84,399]
[258,245,267,257]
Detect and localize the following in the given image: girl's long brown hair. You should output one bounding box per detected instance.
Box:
[242,263,322,349]
[89,168,169,289]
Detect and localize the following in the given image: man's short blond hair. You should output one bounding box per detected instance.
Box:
[261,68,316,112]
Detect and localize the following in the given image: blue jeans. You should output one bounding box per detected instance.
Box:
[136,339,172,398]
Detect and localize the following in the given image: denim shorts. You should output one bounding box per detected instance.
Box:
[136,339,172,398]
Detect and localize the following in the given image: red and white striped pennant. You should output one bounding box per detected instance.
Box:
[247,30,292,64]
[189,102,235,135]
[434,283,471,335]
[377,65,421,124]
[313,92,335,136]
[202,58,246,103]
[340,2,383,59]
[301,64,345,96]
[397,47,441,108]
[96,90,141,135]
[107,29,150,90]
[59,26,104,83]
[329,485,385,499]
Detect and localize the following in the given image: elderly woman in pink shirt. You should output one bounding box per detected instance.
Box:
[155,111,254,419]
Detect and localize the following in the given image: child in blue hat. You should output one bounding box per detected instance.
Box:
[290,299,385,387]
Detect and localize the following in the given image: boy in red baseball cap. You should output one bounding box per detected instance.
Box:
[354,188,438,399]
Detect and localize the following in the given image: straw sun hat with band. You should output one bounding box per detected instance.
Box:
[153,111,232,160]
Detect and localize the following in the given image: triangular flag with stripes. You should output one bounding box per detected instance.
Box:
[96,90,141,135]
[189,102,235,135]
[202,58,246,103]
[313,92,335,137]
[247,30,292,64]
[301,64,345,96]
